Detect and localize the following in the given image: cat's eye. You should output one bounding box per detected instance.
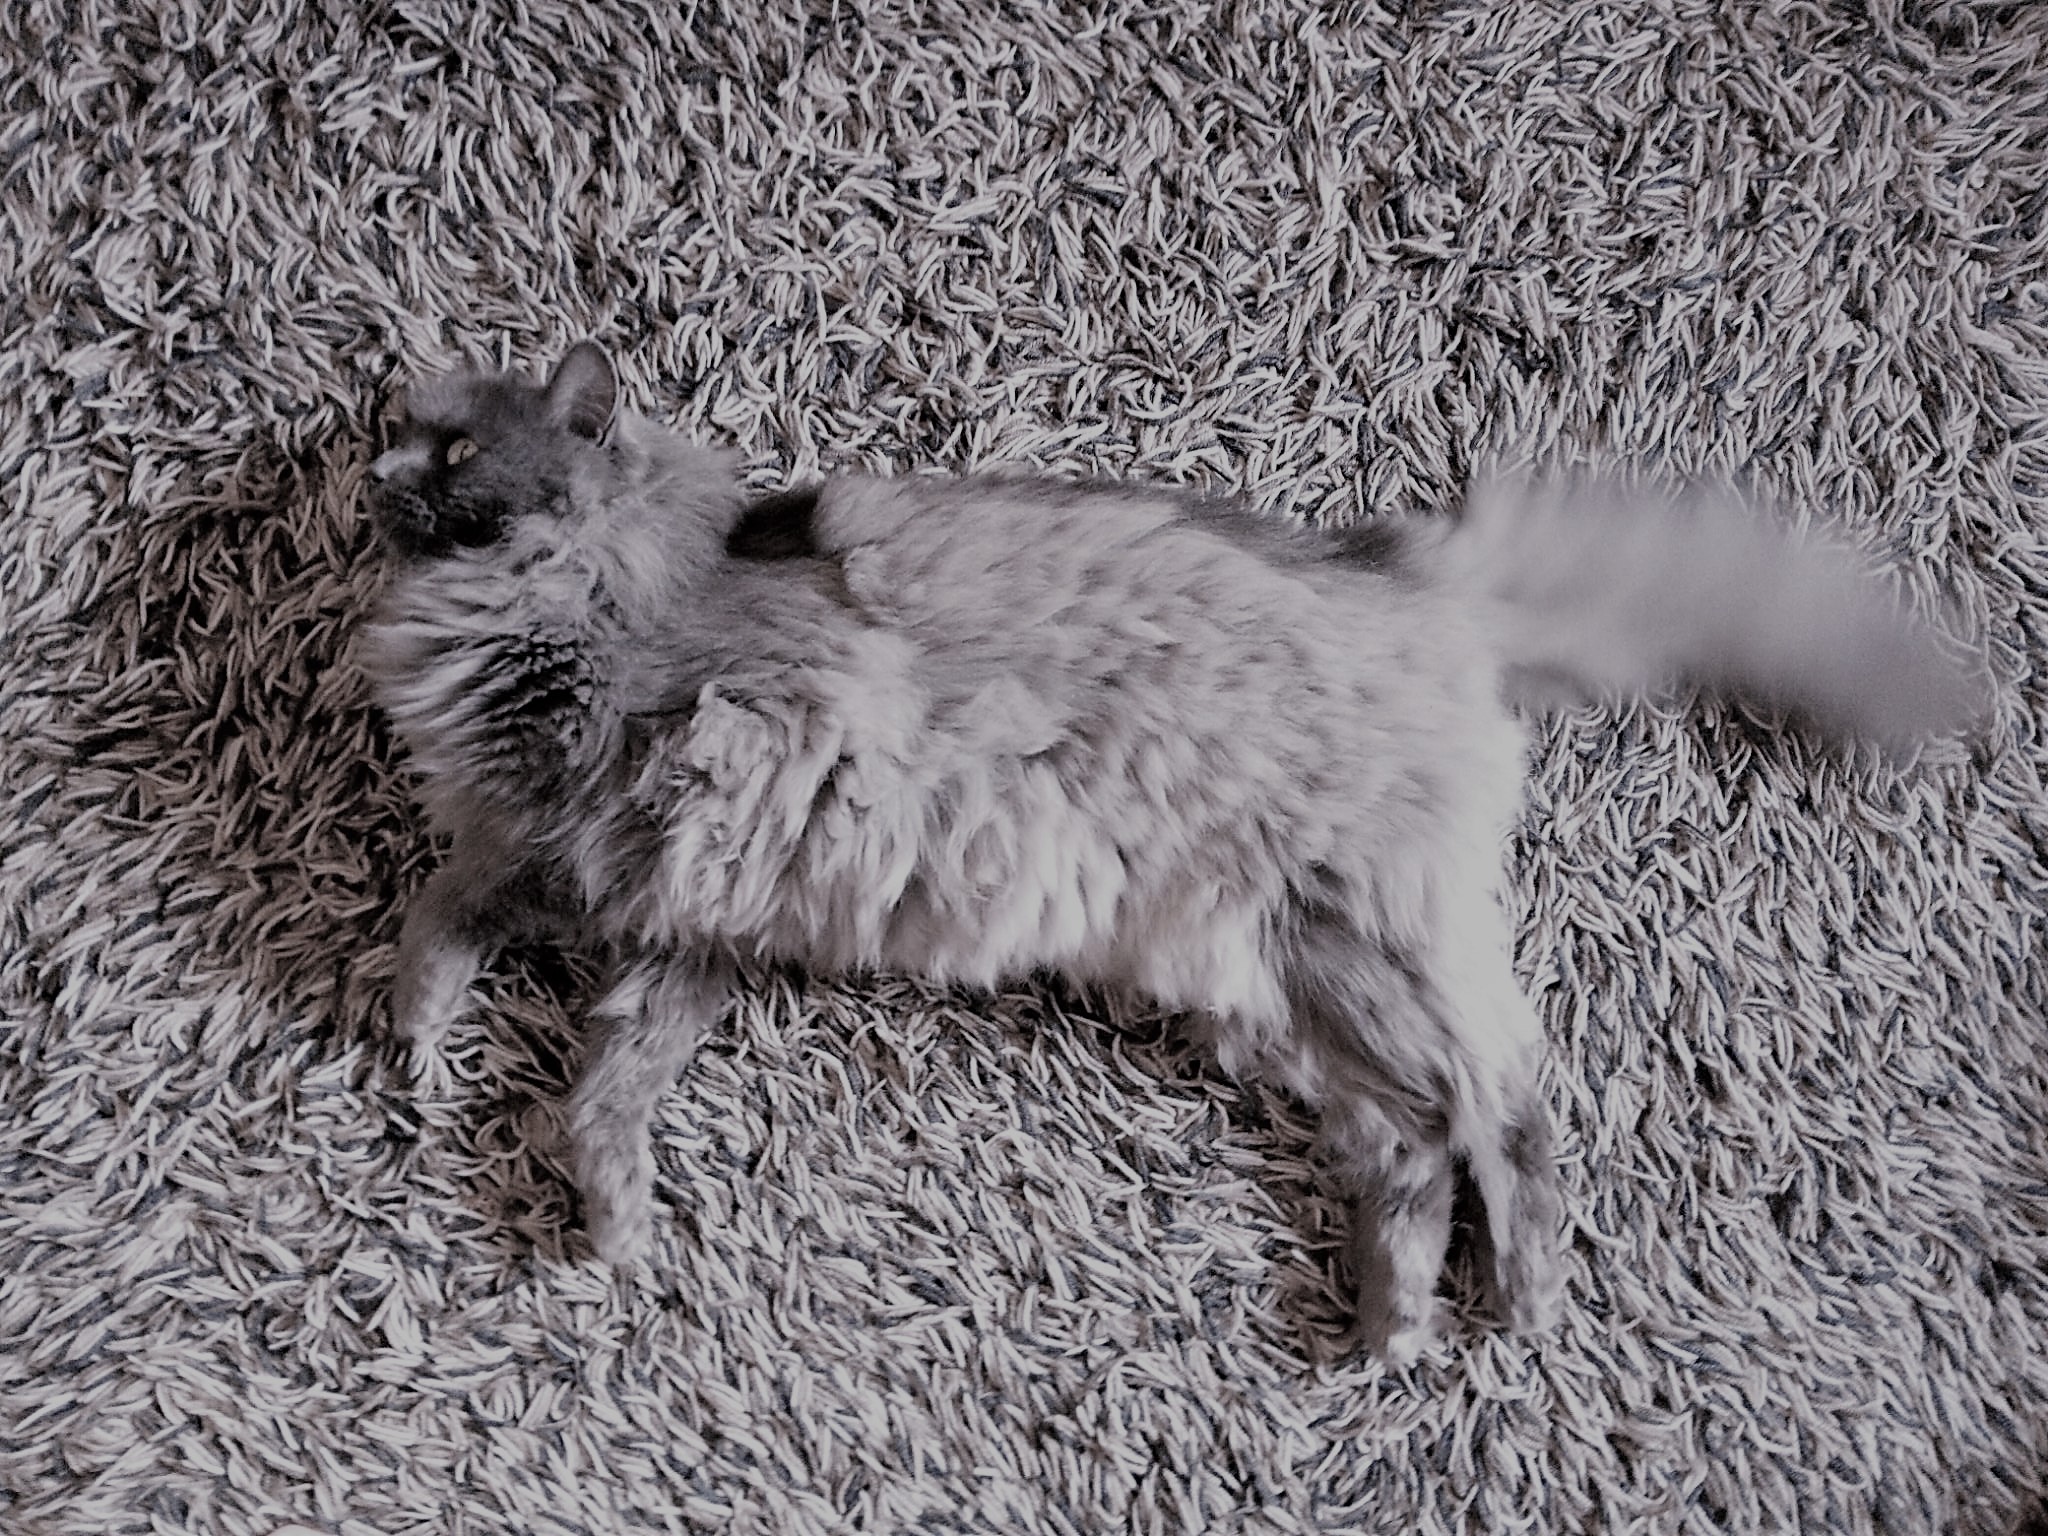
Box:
[446,437,480,466]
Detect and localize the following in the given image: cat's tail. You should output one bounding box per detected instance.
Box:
[1436,482,1991,749]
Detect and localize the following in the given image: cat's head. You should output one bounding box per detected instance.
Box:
[369,342,619,559]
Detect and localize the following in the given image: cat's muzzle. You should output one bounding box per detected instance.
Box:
[370,482,448,557]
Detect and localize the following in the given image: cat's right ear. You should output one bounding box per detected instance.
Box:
[546,341,618,443]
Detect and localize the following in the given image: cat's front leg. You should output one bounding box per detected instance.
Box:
[566,947,735,1264]
[389,850,544,1070]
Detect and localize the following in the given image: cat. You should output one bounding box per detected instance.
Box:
[360,340,1984,1363]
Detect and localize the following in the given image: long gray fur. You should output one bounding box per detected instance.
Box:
[364,341,1983,1365]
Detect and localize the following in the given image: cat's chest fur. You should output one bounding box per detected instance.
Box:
[366,555,613,835]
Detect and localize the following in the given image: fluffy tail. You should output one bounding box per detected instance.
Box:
[1437,483,1990,750]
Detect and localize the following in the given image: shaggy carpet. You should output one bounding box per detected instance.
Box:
[2,1,2045,1532]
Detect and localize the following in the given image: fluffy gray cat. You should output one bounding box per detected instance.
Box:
[362,340,1981,1363]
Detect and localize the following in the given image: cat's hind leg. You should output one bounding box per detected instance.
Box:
[1463,1076,1562,1334]
[1275,870,1562,1356]
[1321,1087,1458,1364]
[565,948,734,1264]
[1264,908,1463,1359]
[1403,867,1564,1335]
[1442,971,1563,1336]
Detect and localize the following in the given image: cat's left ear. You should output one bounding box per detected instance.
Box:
[546,341,618,443]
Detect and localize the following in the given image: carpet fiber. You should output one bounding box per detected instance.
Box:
[3,2,2046,1532]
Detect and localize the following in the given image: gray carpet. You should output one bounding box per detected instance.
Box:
[3,1,2045,1532]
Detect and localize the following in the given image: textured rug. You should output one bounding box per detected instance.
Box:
[3,1,2046,1532]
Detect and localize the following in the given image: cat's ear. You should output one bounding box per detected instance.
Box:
[546,341,618,443]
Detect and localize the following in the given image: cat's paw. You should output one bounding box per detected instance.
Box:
[1494,1245,1565,1337]
[583,1198,653,1266]
[389,939,481,1059]
[1483,1129,1565,1338]
[1357,1291,1446,1368]
[570,1128,657,1266]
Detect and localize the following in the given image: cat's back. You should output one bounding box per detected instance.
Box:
[804,472,1463,726]
[796,472,1513,885]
